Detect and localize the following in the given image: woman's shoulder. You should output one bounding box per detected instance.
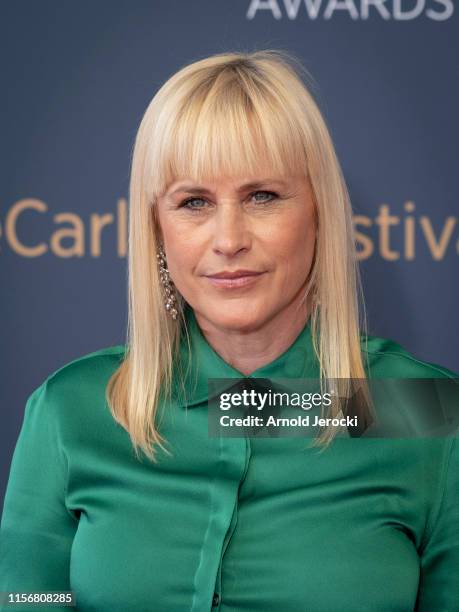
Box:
[43,344,127,388]
[13,346,130,485]
[361,332,458,379]
[25,345,127,426]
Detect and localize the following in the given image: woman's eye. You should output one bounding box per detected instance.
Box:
[179,197,208,211]
[178,190,278,212]
[251,190,278,203]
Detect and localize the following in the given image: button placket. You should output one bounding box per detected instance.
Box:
[212,555,222,609]
[210,435,252,611]
[211,477,238,610]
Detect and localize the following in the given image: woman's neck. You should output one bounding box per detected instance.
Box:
[193,293,312,376]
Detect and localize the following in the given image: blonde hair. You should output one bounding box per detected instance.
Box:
[106,49,372,462]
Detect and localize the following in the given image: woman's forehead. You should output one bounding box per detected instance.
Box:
[165,174,293,194]
[152,122,310,198]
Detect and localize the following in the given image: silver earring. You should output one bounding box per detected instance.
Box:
[156,244,178,320]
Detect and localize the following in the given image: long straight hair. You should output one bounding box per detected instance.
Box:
[106,49,371,462]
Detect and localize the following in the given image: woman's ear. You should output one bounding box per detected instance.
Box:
[151,203,164,245]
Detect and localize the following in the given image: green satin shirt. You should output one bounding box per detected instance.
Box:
[1,305,458,611]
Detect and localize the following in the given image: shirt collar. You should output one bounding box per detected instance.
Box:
[173,304,320,409]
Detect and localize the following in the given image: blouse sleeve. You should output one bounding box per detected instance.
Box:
[416,436,459,610]
[0,381,79,611]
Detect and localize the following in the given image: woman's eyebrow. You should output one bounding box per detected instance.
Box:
[168,179,288,196]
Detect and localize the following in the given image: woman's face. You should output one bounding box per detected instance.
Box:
[155,172,317,331]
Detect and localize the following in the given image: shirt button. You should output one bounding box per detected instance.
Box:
[212,592,220,606]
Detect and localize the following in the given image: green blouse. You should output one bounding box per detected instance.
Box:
[1,305,458,611]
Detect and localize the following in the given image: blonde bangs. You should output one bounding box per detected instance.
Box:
[144,63,310,201]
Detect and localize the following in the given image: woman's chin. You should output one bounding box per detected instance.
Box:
[202,304,268,332]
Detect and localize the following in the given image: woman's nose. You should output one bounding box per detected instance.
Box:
[211,202,251,256]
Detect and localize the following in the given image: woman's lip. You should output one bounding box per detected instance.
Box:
[204,272,266,289]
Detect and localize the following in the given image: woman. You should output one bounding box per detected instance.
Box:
[1,50,458,611]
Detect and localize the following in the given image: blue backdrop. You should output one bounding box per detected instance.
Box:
[1,0,458,506]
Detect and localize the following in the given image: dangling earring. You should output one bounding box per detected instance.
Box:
[156,243,178,320]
